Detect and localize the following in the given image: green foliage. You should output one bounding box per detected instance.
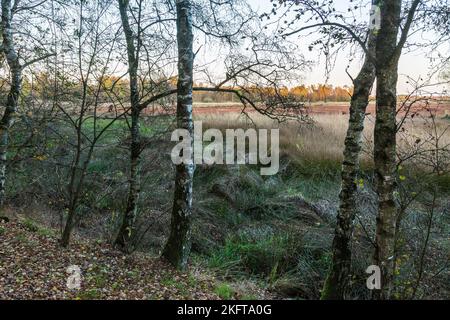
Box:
[281,160,341,202]
[36,227,55,238]
[214,283,234,299]
[209,232,303,280]
[187,275,198,287]
[15,233,27,243]
[77,288,101,300]
[22,218,38,232]
[161,275,177,287]
[240,293,258,300]
[433,174,450,193]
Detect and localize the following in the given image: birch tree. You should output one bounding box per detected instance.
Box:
[161,0,194,270]
[321,14,377,300]
[0,0,21,207]
[112,0,178,251]
[0,0,54,207]
[372,0,421,299]
[114,0,142,250]
[279,0,378,300]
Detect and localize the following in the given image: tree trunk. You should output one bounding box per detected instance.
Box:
[60,204,76,247]
[115,109,140,249]
[372,0,402,299]
[0,0,22,207]
[162,0,195,270]
[60,149,95,247]
[114,0,142,251]
[321,29,377,300]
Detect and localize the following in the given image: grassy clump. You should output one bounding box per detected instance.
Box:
[214,283,234,299]
[22,218,39,232]
[209,232,303,279]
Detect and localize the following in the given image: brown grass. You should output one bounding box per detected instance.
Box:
[195,112,450,170]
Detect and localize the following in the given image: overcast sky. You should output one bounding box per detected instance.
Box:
[246,0,449,94]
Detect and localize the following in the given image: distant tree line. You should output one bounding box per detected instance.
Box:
[1,74,354,104]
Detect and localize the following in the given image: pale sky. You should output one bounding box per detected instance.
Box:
[247,0,449,94]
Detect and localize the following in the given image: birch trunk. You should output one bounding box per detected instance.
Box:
[321,29,377,300]
[373,0,420,299]
[372,0,402,299]
[115,0,141,250]
[162,0,195,270]
[0,0,22,207]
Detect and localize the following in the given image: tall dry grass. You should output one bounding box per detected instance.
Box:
[195,112,450,170]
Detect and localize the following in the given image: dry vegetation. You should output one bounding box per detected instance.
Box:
[197,111,450,170]
[2,107,448,300]
[191,110,450,299]
[0,0,449,301]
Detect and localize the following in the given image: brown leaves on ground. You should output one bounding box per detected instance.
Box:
[0,220,219,300]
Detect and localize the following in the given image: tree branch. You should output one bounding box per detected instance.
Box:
[283,22,370,58]
[393,0,422,60]
[22,52,56,68]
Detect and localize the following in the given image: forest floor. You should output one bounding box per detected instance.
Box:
[0,219,220,300]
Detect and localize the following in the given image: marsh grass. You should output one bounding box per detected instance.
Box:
[196,112,450,174]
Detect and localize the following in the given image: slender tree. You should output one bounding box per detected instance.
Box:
[321,11,378,299]
[60,0,125,247]
[112,0,179,251]
[0,0,54,207]
[0,0,21,207]
[162,0,194,270]
[114,0,142,250]
[372,0,421,299]
[280,0,379,299]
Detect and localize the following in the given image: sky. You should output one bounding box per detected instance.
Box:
[246,0,449,94]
